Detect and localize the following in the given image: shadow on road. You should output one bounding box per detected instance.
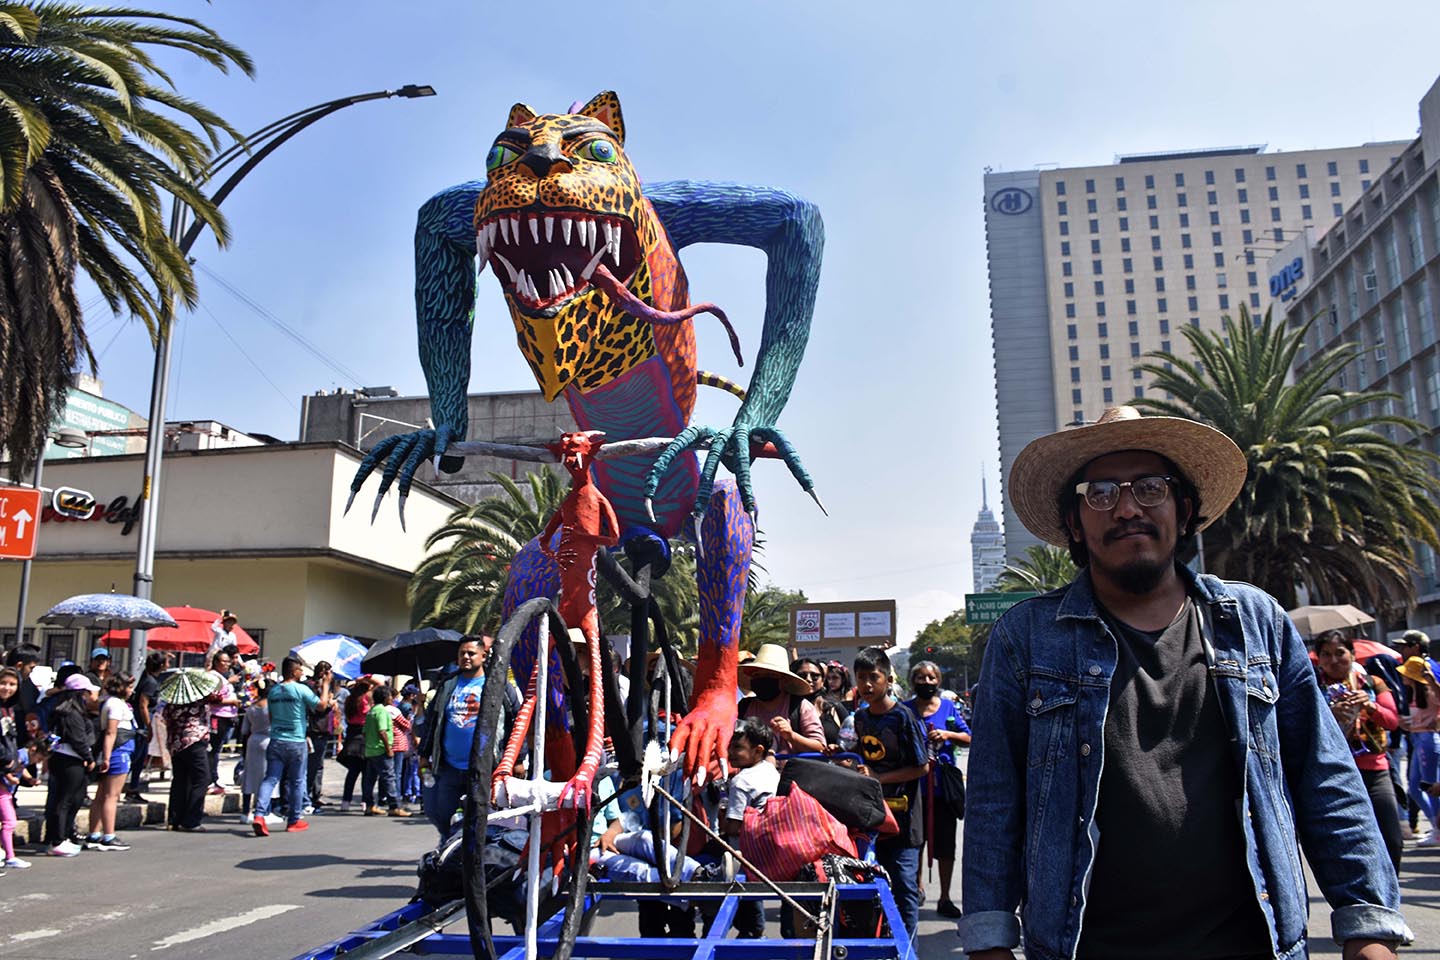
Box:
[308,884,417,900]
[235,854,414,872]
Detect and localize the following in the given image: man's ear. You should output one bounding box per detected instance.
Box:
[1063,505,1083,545]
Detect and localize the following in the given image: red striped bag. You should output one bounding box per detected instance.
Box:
[737,783,857,882]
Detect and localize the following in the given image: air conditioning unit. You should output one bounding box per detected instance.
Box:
[1363,272,1378,292]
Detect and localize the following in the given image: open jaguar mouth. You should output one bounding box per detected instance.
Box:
[477,209,641,315]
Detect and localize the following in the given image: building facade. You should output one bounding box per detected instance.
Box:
[299,387,576,504]
[987,140,1406,559]
[970,476,1005,592]
[1280,75,1440,633]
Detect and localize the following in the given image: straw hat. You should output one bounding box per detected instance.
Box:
[1009,406,1247,547]
[737,643,810,696]
[1400,656,1437,686]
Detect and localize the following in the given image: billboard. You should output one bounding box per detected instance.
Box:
[788,598,896,662]
[45,388,144,459]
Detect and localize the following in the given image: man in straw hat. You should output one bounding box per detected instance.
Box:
[959,407,1406,960]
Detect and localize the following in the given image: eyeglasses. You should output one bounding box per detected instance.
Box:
[1074,475,1175,512]
[798,671,823,681]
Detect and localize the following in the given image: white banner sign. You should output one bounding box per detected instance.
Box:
[824,612,856,639]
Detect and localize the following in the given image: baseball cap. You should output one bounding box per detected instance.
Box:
[64,674,100,693]
[90,648,110,660]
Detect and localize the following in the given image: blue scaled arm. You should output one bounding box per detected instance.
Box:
[644,181,825,517]
[347,182,483,521]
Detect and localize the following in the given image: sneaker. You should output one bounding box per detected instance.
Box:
[84,835,106,850]
[252,816,269,837]
[98,837,130,852]
[1417,831,1440,847]
[285,820,310,833]
[264,813,286,826]
[387,807,412,818]
[49,840,81,857]
[302,805,314,815]
[4,857,31,869]
[339,801,352,813]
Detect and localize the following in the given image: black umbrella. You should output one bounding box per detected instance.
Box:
[361,627,464,676]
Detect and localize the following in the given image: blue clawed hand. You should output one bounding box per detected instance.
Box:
[345,424,460,530]
[642,422,822,526]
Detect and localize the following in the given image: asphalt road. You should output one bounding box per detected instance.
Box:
[3,797,1439,959]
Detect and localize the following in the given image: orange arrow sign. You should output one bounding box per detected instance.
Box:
[0,487,43,560]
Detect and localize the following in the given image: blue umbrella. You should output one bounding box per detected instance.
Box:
[290,634,367,680]
[39,593,178,630]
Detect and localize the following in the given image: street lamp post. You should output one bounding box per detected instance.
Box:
[14,427,90,650]
[127,85,436,668]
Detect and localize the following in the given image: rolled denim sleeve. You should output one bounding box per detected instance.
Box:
[1270,604,1409,944]
[958,616,1027,954]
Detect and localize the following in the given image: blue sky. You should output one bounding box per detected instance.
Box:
[84,0,1440,644]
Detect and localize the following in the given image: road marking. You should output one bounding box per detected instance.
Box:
[11,928,62,942]
[151,904,301,951]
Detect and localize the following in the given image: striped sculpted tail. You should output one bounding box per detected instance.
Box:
[697,370,746,401]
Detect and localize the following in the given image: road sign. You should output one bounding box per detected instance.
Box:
[965,591,1039,624]
[0,487,43,560]
[52,486,97,520]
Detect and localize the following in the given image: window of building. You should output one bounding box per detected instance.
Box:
[1188,295,1199,311]
[1089,219,1099,234]
[1151,236,1162,251]
[1093,260,1103,275]
[1126,299,1137,315]
[1425,354,1440,423]
[1145,174,1155,189]
[1267,186,1278,202]
[1242,229,1254,244]
[1273,229,1283,243]
[1060,221,1069,235]
[1067,324,1077,340]
[1177,192,1188,207]
[1087,198,1098,214]
[1096,301,1107,316]
[1296,163,1307,178]
[1073,409,1084,423]
[1159,318,1170,334]
[1086,178,1095,193]
[1157,297,1168,312]
[1153,255,1164,270]
[1219,293,1230,309]
[1062,262,1073,277]
[1265,165,1276,181]
[1392,297,1411,359]
[1209,210,1220,226]
[1407,209,1425,269]
[1190,317,1202,328]
[1071,366,1081,383]
[1115,176,1126,191]
[1102,365,1112,381]
[1161,338,1171,351]
[1179,213,1190,228]
[1071,388,1082,405]
[1058,201,1068,215]
[1207,190,1218,205]
[1156,277,1166,292]
[1205,170,1216,185]
[1099,343,1110,359]
[1094,281,1105,295]
[1069,345,1079,361]
[1362,179,1371,191]
[1247,271,1257,286]
[1128,321,1139,336]
[1235,168,1246,183]
[1360,158,1370,175]
[1183,254,1195,269]
[1149,214,1160,229]
[1066,303,1076,318]
[1121,238,1132,253]
[1250,292,1261,309]
[1270,207,1281,222]
[1299,184,1310,199]
[1419,283,1436,342]
[1098,322,1109,337]
[1383,226,1400,284]
[1119,216,1129,231]
[1091,239,1102,254]
[1329,181,1341,197]
[1327,160,1338,177]
[1117,196,1128,211]
[1061,241,1071,256]
[1237,188,1248,203]
[1103,387,1113,403]
[1125,279,1135,293]
[1174,172,1184,187]
[1240,208,1251,224]
[1133,368,1144,381]
[1134,385,1146,398]
[1064,281,1074,297]
[1302,204,1312,219]
[1123,257,1133,272]
[1212,231,1223,246]
[1056,180,1067,195]
[1130,341,1141,357]
[1147,195,1158,210]
[1333,203,1343,217]
[1181,234,1192,248]
[1185,275,1196,290]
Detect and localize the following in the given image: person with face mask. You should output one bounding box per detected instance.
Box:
[904,659,971,918]
[735,644,827,760]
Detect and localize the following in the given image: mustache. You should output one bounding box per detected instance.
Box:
[1104,521,1159,544]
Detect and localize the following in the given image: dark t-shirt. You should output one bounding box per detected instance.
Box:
[131,672,160,728]
[1077,599,1270,960]
[854,700,928,848]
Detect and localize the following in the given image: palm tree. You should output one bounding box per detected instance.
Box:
[1134,306,1440,613]
[995,544,1078,593]
[0,4,252,473]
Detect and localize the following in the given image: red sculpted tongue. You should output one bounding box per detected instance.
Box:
[588,263,745,367]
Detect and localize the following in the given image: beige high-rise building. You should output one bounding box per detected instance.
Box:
[986,140,1407,559]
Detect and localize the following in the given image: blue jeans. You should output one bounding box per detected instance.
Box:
[363,755,398,809]
[424,761,467,837]
[255,739,307,824]
[876,840,920,940]
[1411,731,1440,827]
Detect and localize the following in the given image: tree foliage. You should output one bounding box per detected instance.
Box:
[0,3,252,474]
[1135,306,1440,613]
[995,544,1078,593]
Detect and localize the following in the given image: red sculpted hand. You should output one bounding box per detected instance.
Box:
[669,687,737,785]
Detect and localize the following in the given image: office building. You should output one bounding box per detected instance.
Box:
[986,140,1406,559]
[970,475,1005,592]
[1277,74,1440,632]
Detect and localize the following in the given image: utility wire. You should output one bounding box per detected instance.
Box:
[197,300,297,411]
[193,261,369,386]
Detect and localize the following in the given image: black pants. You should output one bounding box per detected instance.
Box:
[126,728,150,793]
[1362,765,1403,877]
[43,752,88,846]
[169,740,210,829]
[307,741,326,802]
[208,716,236,785]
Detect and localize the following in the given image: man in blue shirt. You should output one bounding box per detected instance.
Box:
[961,407,1406,960]
[419,636,488,838]
[253,657,332,836]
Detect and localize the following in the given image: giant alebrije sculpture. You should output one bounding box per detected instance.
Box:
[349,90,823,812]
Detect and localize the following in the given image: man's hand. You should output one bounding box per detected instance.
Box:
[769,716,794,740]
[1342,939,1398,960]
[598,821,623,854]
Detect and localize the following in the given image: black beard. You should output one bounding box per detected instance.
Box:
[1108,556,1172,594]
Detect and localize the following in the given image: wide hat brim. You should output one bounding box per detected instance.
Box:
[737,662,811,697]
[1009,407,1247,547]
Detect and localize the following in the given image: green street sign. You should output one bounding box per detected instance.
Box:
[965,591,1039,624]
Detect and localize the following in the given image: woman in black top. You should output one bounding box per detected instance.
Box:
[43,675,99,856]
[792,657,850,748]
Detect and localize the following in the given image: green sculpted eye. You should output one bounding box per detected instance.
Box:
[486,143,519,172]
[578,139,617,163]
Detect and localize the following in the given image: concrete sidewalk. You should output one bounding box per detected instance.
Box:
[12,751,245,844]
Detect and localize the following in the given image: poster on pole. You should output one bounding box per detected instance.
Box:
[789,599,896,656]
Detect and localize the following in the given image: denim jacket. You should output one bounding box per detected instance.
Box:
[958,567,1407,960]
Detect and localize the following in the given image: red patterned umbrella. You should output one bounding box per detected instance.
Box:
[101,605,258,655]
